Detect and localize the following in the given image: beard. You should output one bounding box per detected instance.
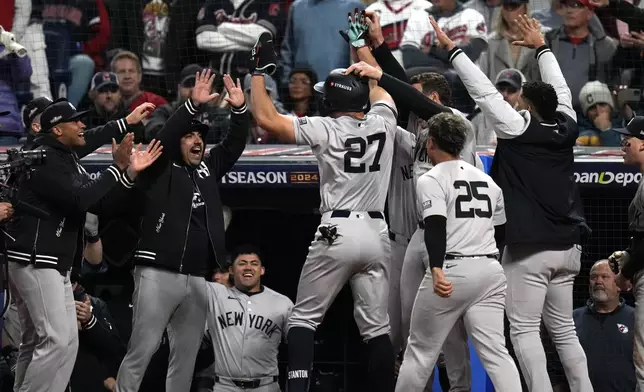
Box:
[592,288,609,303]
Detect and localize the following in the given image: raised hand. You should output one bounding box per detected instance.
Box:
[345,61,383,80]
[129,139,164,174]
[112,133,134,170]
[126,102,156,125]
[223,74,245,108]
[512,15,546,48]
[364,10,385,47]
[428,16,455,51]
[347,8,369,48]
[191,69,220,105]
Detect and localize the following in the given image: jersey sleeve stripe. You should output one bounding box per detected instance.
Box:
[535,45,552,61]
[448,47,464,63]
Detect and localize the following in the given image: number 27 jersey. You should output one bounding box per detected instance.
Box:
[293,101,399,213]
[417,160,505,256]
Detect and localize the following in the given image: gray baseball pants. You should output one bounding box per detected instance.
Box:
[288,211,391,340]
[214,376,281,392]
[633,271,644,392]
[503,244,592,392]
[389,232,407,354]
[115,266,208,392]
[400,228,472,392]
[396,257,521,392]
[8,262,78,392]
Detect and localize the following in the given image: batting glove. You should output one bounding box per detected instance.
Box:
[249,32,277,76]
[342,8,369,48]
[608,250,630,273]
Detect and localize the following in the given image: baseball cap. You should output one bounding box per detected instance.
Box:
[184,120,209,140]
[23,97,53,128]
[180,64,204,87]
[615,116,644,139]
[40,98,90,132]
[495,68,525,91]
[502,0,529,4]
[90,72,119,91]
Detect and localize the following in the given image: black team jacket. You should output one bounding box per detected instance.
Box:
[130,98,249,275]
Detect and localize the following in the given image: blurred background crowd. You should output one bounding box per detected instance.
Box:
[2,0,644,148]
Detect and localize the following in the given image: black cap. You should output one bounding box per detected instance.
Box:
[615,116,644,139]
[503,0,529,4]
[40,98,90,132]
[23,97,53,128]
[90,72,119,91]
[186,120,209,140]
[179,64,204,87]
[0,111,8,117]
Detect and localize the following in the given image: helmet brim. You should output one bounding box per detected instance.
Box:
[313,81,326,94]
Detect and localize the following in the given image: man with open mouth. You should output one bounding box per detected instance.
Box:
[112,69,250,392]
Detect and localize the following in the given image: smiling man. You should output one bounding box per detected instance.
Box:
[206,244,293,392]
[113,70,250,392]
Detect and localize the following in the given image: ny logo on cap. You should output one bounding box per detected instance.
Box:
[103,73,111,81]
[68,102,76,110]
[51,115,62,123]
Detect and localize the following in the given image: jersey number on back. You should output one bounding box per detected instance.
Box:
[453,181,492,218]
[343,133,386,173]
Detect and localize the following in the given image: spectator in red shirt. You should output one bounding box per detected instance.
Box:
[110,50,167,114]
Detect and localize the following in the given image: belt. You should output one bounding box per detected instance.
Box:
[445,254,499,260]
[215,375,278,389]
[330,210,384,219]
[389,231,410,244]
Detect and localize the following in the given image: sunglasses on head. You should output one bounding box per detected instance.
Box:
[98,84,119,94]
[561,1,586,8]
[502,3,523,10]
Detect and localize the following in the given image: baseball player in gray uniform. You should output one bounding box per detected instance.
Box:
[396,112,521,392]
[434,15,593,391]
[607,116,644,391]
[249,30,400,392]
[206,244,292,392]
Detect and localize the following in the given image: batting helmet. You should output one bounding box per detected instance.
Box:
[313,69,369,113]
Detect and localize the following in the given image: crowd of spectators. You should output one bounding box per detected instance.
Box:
[1,0,644,148]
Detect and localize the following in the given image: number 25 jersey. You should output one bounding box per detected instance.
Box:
[417,160,505,256]
[293,101,399,213]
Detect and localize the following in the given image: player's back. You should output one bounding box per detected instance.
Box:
[293,101,398,213]
[421,160,504,256]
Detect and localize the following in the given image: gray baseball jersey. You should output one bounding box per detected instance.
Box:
[417,160,504,255]
[293,101,399,213]
[630,178,644,232]
[388,126,417,239]
[206,283,293,379]
[288,100,399,344]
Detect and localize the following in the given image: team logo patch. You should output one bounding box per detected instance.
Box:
[422,200,432,209]
[618,323,629,334]
[268,3,280,16]
[476,22,486,34]
[298,118,307,125]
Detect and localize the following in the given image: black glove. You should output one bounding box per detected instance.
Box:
[249,32,277,76]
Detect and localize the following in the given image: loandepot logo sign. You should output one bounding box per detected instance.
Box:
[574,171,642,187]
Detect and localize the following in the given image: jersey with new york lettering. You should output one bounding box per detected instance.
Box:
[409,108,481,221]
[630,178,644,232]
[293,101,399,213]
[388,126,417,238]
[366,0,432,65]
[417,160,504,256]
[206,283,293,379]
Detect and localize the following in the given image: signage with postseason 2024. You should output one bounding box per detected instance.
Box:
[3,145,639,189]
